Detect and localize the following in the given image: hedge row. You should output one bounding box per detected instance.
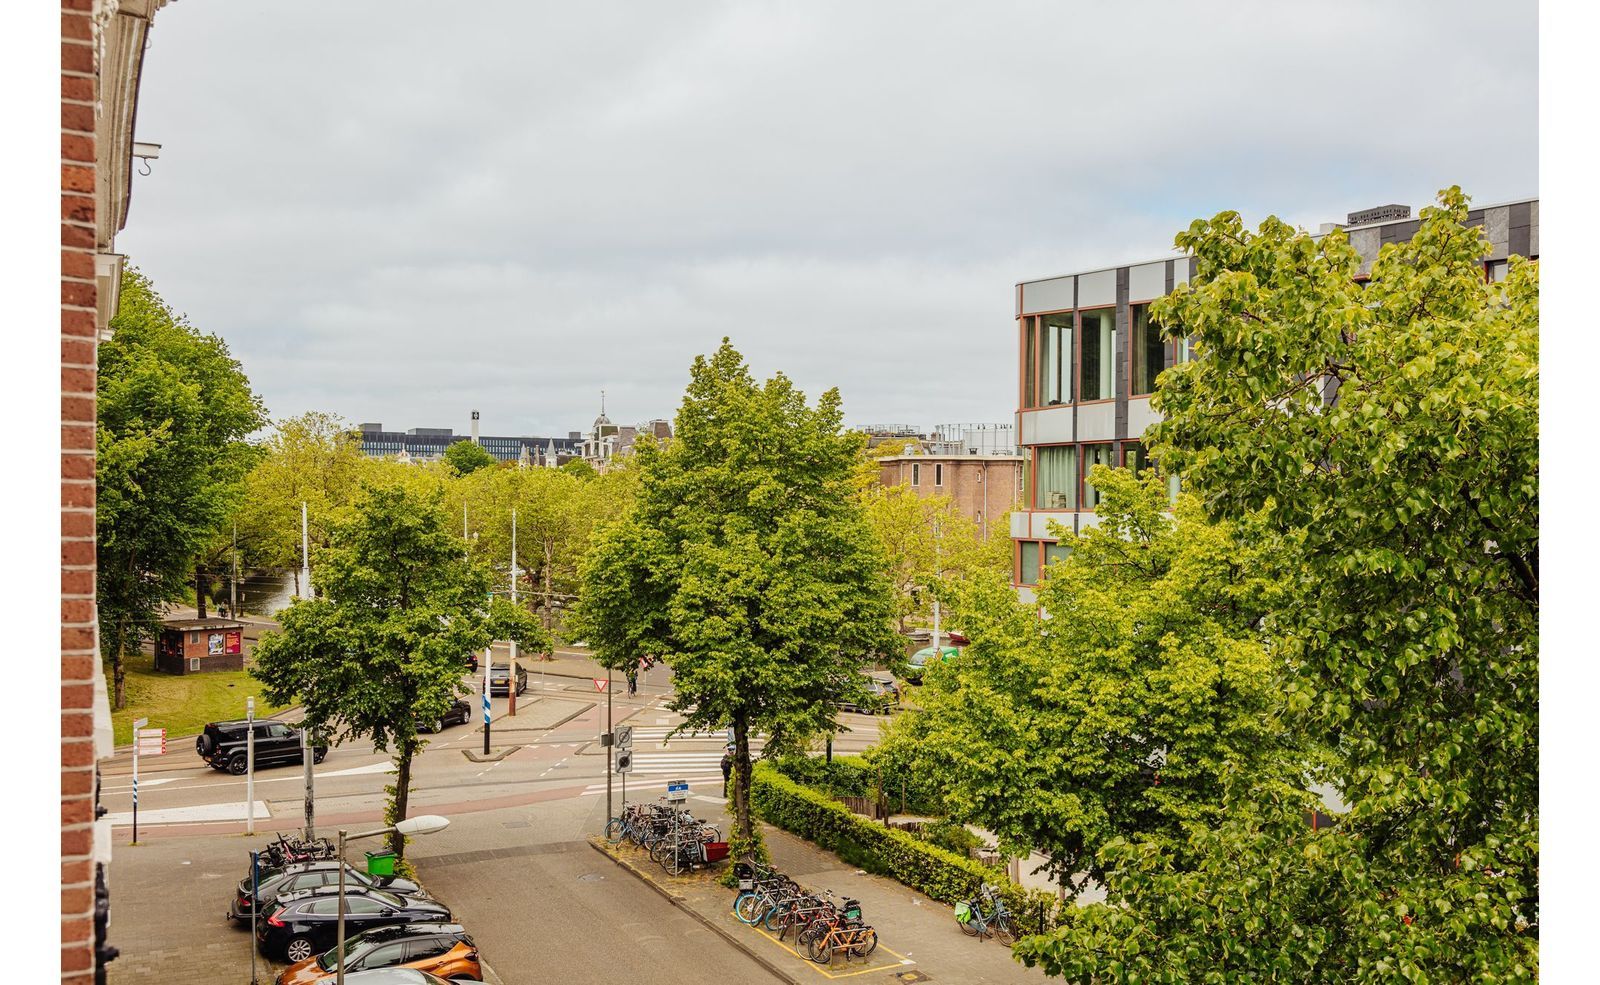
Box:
[750,763,1061,934]
[769,753,944,817]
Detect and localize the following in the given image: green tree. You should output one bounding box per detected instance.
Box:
[572,340,897,855]
[861,482,1006,634]
[442,439,498,475]
[229,411,367,597]
[252,478,549,860]
[886,469,1302,899]
[1020,188,1538,981]
[559,458,598,479]
[97,267,266,708]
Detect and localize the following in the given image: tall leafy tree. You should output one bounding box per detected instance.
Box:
[252,478,549,859]
[96,267,265,708]
[229,411,367,594]
[886,469,1303,899]
[572,340,897,854]
[862,482,1008,634]
[442,439,498,475]
[1020,189,1538,981]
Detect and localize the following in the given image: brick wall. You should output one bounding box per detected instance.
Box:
[61,1,99,981]
[876,457,1023,542]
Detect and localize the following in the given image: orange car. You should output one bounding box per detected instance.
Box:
[277,923,480,984]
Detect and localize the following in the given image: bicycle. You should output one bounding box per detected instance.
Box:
[804,901,877,965]
[955,883,1016,947]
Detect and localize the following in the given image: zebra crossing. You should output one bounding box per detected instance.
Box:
[579,717,763,797]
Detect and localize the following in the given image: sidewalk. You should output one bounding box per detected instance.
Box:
[592,807,1049,985]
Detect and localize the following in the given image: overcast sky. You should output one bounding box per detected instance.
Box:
[117,1,1537,440]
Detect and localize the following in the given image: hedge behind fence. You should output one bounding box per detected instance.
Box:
[750,763,1060,934]
[770,753,945,816]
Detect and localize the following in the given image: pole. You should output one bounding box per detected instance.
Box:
[245,697,256,836]
[231,522,239,617]
[605,668,613,826]
[482,647,492,756]
[509,509,518,717]
[302,727,316,840]
[300,502,312,600]
[250,850,260,985]
[335,829,348,985]
[131,717,144,845]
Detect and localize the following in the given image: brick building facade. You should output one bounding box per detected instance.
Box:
[62,2,168,980]
[876,454,1023,542]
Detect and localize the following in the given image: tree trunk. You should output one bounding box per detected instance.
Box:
[111,620,127,711]
[541,539,554,635]
[733,708,753,842]
[195,566,208,620]
[388,740,415,860]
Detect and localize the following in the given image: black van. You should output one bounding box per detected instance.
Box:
[195,720,328,774]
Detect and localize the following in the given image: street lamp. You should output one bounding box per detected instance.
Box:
[334,814,449,985]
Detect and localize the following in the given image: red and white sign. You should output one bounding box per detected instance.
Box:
[593,678,609,693]
[135,727,167,756]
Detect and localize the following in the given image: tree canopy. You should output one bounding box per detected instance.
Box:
[885,469,1303,897]
[572,340,897,855]
[1014,188,1538,981]
[252,476,549,859]
[97,266,265,707]
[442,439,498,475]
[861,482,1008,633]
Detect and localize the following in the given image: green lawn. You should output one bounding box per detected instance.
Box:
[107,656,293,746]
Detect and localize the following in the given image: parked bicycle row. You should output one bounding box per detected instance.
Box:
[229,833,484,983]
[606,800,730,875]
[731,861,879,966]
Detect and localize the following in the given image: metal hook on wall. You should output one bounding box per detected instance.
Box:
[137,158,152,177]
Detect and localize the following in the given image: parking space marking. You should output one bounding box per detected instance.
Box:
[746,922,915,979]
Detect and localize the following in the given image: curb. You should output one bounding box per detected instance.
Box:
[586,838,801,985]
[462,746,520,763]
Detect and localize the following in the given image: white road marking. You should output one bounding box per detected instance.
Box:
[318,762,398,778]
[105,800,271,826]
[100,777,177,793]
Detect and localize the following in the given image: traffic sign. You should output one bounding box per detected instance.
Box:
[132,717,149,730]
[135,727,166,755]
[616,750,634,773]
[666,778,688,802]
[593,678,609,693]
[615,725,633,749]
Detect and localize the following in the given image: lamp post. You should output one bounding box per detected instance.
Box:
[334,815,449,985]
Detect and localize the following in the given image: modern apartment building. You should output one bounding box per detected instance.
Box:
[1010,198,1539,601]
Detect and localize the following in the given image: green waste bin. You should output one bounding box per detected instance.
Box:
[365,850,397,878]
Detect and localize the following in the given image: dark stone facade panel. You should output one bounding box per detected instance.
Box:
[1114,267,1130,442]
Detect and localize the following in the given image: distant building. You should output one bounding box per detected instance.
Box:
[577,394,672,468]
[859,423,1017,457]
[876,453,1023,543]
[357,421,581,466]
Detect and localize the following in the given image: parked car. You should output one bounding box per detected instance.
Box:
[419,698,473,734]
[901,645,961,685]
[197,720,328,775]
[341,970,452,985]
[256,886,452,963]
[487,663,528,696]
[840,673,901,714]
[276,923,479,984]
[230,861,426,923]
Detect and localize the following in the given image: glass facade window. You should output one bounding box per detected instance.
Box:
[1023,318,1038,407]
[1041,313,1071,405]
[1082,444,1115,509]
[1019,541,1041,586]
[1044,542,1072,568]
[1079,308,1116,401]
[1130,304,1167,396]
[1034,446,1077,510]
[934,463,944,486]
[1124,442,1151,476]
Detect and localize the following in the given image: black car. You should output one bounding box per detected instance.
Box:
[840,674,901,715]
[419,698,473,734]
[230,860,426,922]
[257,886,452,963]
[487,663,527,696]
[197,720,328,775]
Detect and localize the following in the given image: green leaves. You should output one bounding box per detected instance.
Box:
[97,266,266,707]
[572,339,897,842]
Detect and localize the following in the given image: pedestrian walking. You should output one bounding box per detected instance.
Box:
[721,745,734,797]
[626,662,638,696]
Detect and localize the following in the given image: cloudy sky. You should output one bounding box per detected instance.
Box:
[118,1,1537,440]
